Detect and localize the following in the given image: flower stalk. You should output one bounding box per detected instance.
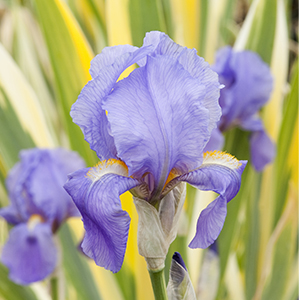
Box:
[148,268,168,300]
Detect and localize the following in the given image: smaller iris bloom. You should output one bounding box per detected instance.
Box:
[0,148,85,285]
[167,252,196,300]
[205,46,275,171]
[64,31,247,273]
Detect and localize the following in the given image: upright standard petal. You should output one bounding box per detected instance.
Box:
[177,151,247,248]
[228,50,273,121]
[71,44,155,160]
[5,155,39,222]
[104,55,210,197]
[90,45,139,78]
[64,160,141,272]
[143,31,221,134]
[71,81,118,160]
[213,47,273,130]
[1,222,57,285]
[25,149,83,225]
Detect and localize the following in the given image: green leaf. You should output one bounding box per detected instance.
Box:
[261,223,297,300]
[129,0,169,47]
[198,0,209,57]
[0,87,35,176]
[243,172,262,300]
[0,42,55,150]
[0,263,38,300]
[257,186,298,300]
[274,60,298,226]
[234,0,277,64]
[33,0,97,166]
[244,0,277,63]
[114,264,136,300]
[58,224,102,300]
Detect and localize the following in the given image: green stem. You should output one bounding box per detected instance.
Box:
[148,268,168,300]
[50,276,59,300]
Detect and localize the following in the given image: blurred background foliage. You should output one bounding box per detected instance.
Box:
[0,0,298,299]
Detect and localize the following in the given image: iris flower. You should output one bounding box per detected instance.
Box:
[64,31,247,273]
[0,148,85,285]
[205,46,275,171]
[167,252,196,299]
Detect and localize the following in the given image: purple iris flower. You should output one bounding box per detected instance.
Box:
[0,148,85,285]
[64,31,247,273]
[205,46,275,171]
[167,252,196,299]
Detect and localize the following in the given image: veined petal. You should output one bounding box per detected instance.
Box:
[104,55,210,196]
[1,222,57,285]
[5,157,37,222]
[229,50,273,120]
[71,45,154,160]
[0,205,23,225]
[250,130,276,171]
[143,31,221,134]
[64,159,141,273]
[142,31,184,60]
[204,128,224,152]
[1,148,84,226]
[214,47,273,129]
[26,149,84,225]
[90,45,139,78]
[177,151,247,248]
[177,49,221,134]
[189,197,227,249]
[71,81,117,160]
[240,117,275,171]
[1,161,28,224]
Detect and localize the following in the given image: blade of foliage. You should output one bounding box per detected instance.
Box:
[105,0,133,46]
[0,88,35,177]
[234,0,276,64]
[219,0,239,46]
[256,0,289,288]
[12,6,58,140]
[243,0,276,64]
[198,0,237,58]
[66,0,107,52]
[80,0,107,44]
[129,0,169,46]
[243,172,262,300]
[0,42,55,149]
[254,184,298,300]
[201,0,237,63]
[58,224,102,300]
[198,0,209,57]
[0,263,38,300]
[224,254,245,300]
[216,128,250,275]
[33,0,97,165]
[186,190,212,286]
[274,61,298,226]
[263,0,289,139]
[114,261,136,300]
[66,218,126,300]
